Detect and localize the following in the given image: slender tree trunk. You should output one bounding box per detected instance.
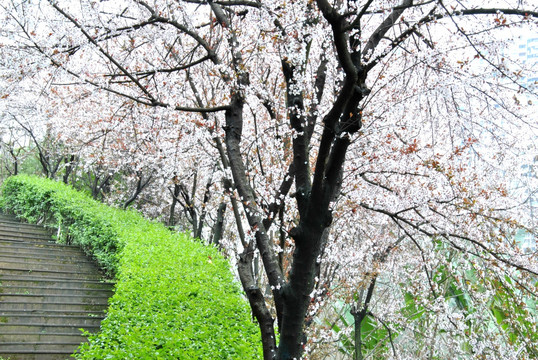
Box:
[123,172,152,209]
[211,202,226,247]
[168,183,181,227]
[63,154,75,184]
[8,148,18,176]
[195,165,216,240]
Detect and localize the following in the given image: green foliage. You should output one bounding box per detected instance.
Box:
[489,276,538,356]
[0,175,261,359]
[325,300,392,358]
[19,149,43,176]
[1,174,120,275]
[325,249,537,359]
[323,300,354,355]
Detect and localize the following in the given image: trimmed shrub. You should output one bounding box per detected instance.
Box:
[1,175,261,359]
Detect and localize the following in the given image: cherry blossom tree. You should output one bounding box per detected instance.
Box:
[1,0,537,359]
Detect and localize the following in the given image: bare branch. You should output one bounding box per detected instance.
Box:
[48,1,157,102]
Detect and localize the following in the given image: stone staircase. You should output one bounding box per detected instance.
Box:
[0,213,113,360]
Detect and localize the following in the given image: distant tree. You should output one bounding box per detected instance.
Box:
[0,124,27,177]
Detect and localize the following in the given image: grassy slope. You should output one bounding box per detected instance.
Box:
[0,175,261,359]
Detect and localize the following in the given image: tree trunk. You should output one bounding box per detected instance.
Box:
[277,218,327,359]
[168,183,181,227]
[211,202,226,247]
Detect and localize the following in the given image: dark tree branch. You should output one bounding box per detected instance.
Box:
[123,172,153,209]
[450,8,538,18]
[48,1,156,102]
[135,0,220,64]
[359,202,538,277]
[351,277,377,360]
[105,55,212,78]
[362,0,414,62]
[183,0,262,7]
[365,5,538,70]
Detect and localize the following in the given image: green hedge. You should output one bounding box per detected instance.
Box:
[0,175,261,359]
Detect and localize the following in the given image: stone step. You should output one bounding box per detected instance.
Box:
[0,230,54,242]
[0,300,108,312]
[0,239,84,254]
[0,352,76,360]
[0,293,109,305]
[0,333,87,343]
[0,248,89,263]
[0,218,51,231]
[1,284,113,297]
[0,219,50,236]
[0,309,106,318]
[0,251,94,264]
[0,258,100,274]
[0,323,99,334]
[0,226,51,238]
[0,275,113,290]
[0,234,55,243]
[0,313,103,326]
[0,292,108,305]
[0,268,104,281]
[0,214,111,358]
[0,238,55,246]
[0,323,99,336]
